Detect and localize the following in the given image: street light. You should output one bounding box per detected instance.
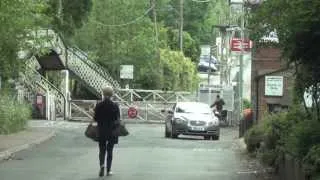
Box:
[209,25,238,85]
[228,0,246,121]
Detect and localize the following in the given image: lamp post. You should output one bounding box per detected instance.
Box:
[228,0,246,121]
[210,25,237,86]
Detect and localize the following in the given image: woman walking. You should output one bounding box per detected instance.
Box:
[94,87,120,177]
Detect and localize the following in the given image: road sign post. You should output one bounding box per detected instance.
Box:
[120,65,134,89]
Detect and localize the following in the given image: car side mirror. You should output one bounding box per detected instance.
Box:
[168,110,174,114]
[161,109,166,113]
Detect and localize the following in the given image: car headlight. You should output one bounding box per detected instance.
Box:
[174,118,187,124]
[208,120,219,126]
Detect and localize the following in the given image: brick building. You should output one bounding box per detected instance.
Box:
[251,47,294,121]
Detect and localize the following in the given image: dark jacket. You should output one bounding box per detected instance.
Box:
[210,98,225,111]
[94,98,120,144]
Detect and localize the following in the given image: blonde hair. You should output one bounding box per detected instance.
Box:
[102,86,114,98]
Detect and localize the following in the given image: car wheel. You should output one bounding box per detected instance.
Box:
[172,133,178,139]
[171,125,178,139]
[212,135,220,140]
[165,126,170,138]
[204,136,211,140]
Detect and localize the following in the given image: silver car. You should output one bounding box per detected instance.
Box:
[164,102,220,140]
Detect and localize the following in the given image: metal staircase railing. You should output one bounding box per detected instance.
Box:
[21,57,66,117]
[67,48,112,96]
[70,47,121,89]
[65,50,140,118]
[66,48,124,98]
[28,29,183,122]
[33,29,66,63]
[29,29,126,120]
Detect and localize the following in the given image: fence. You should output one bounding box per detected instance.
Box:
[277,154,308,180]
[69,99,176,122]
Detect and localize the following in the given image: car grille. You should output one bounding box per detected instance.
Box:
[190,120,206,126]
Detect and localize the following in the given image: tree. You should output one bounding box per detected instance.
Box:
[45,0,92,42]
[166,28,200,63]
[248,0,320,121]
[0,0,49,86]
[73,0,158,88]
[72,0,199,90]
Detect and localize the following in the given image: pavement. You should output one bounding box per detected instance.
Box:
[0,124,55,161]
[0,121,271,180]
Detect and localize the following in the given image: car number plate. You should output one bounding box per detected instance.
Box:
[191,126,204,131]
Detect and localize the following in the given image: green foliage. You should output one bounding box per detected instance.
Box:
[303,145,320,178]
[73,0,155,82]
[0,94,31,134]
[285,120,320,159]
[244,122,265,153]
[159,49,199,91]
[72,0,200,91]
[0,0,49,82]
[243,99,252,109]
[158,0,227,43]
[157,0,229,61]
[45,0,92,40]
[166,29,200,63]
[244,106,320,175]
[249,0,320,120]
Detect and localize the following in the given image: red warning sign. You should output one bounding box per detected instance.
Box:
[128,107,138,119]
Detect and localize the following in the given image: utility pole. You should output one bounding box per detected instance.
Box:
[151,0,158,46]
[239,3,245,120]
[58,0,63,23]
[208,45,216,85]
[179,0,184,51]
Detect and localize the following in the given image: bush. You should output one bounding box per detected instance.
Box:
[0,93,31,134]
[159,48,199,91]
[244,106,320,178]
[244,109,306,166]
[285,119,320,159]
[303,145,320,178]
[244,121,266,153]
[243,99,252,109]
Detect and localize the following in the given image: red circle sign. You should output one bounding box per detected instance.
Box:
[128,107,138,119]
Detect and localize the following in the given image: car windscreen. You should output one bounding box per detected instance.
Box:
[176,104,211,114]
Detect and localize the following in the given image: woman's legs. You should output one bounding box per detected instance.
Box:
[98,140,107,177]
[106,141,115,173]
[99,140,107,167]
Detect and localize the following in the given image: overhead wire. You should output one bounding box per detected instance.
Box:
[91,5,155,27]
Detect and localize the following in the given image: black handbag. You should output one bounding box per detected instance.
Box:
[112,121,129,137]
[85,122,99,141]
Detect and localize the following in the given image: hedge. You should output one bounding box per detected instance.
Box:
[0,93,31,134]
[244,107,320,178]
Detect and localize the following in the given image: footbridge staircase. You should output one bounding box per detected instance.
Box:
[20,29,194,121]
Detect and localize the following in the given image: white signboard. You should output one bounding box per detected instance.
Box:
[265,76,283,96]
[247,0,263,5]
[230,0,243,4]
[222,86,234,111]
[120,65,134,79]
[261,31,279,43]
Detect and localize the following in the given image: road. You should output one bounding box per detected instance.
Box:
[0,122,266,180]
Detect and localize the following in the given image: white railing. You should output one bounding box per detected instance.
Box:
[67,48,114,96]
[21,57,66,117]
[69,47,121,89]
[69,89,195,122]
[116,88,195,103]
